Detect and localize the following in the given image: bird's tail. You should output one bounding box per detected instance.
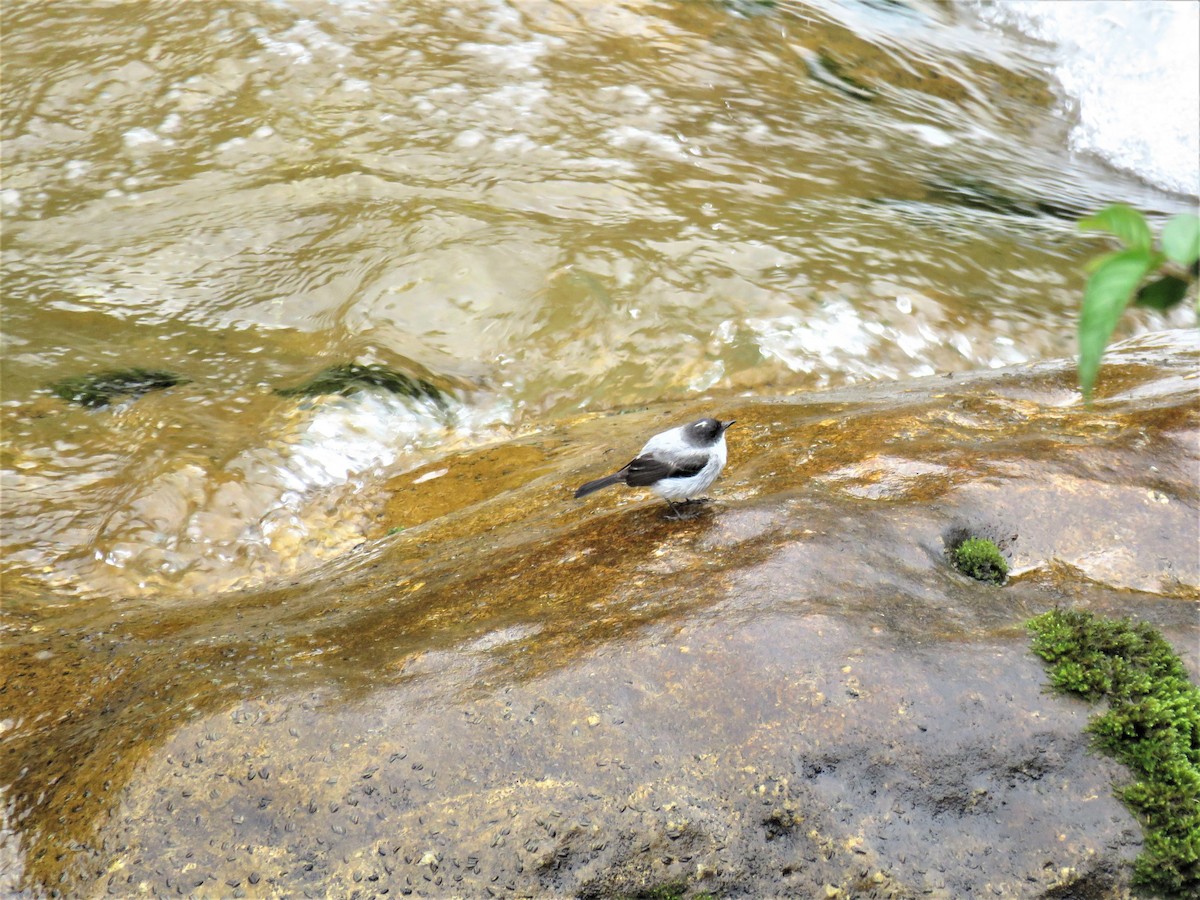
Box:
[574,471,626,498]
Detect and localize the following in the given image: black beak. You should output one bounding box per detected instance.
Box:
[720,420,736,432]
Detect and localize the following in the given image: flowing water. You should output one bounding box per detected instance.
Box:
[1,1,1198,889]
[2,0,1195,603]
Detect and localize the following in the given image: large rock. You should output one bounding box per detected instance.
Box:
[2,331,1196,898]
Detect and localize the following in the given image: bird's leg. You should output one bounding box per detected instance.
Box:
[664,499,707,520]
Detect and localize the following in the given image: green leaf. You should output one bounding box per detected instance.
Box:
[1161,213,1200,267]
[1079,203,1153,252]
[1079,248,1160,398]
[1083,249,1120,275]
[1136,275,1191,310]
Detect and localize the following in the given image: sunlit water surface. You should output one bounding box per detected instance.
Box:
[2,0,1195,602]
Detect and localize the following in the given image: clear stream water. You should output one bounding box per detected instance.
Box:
[1,0,1197,603]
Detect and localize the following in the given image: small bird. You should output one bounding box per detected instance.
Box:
[574,417,735,517]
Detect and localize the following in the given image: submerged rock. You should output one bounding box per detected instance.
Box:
[801,48,878,101]
[3,331,1196,898]
[48,367,188,407]
[276,362,450,408]
[920,175,1090,221]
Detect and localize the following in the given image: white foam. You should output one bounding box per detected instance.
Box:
[981,0,1200,196]
[8,386,514,600]
[492,133,538,154]
[457,39,553,74]
[483,82,550,115]
[453,129,487,149]
[413,467,449,485]
[123,127,172,149]
[252,20,351,65]
[603,125,687,159]
[746,301,875,375]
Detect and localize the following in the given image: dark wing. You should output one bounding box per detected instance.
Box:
[623,452,707,487]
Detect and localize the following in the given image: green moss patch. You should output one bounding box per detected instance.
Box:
[1027,609,1200,896]
[616,885,715,900]
[276,363,449,408]
[951,537,1009,584]
[50,368,188,408]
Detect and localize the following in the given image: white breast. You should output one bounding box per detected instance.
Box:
[649,435,727,502]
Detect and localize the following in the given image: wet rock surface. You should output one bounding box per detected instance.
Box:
[82,620,1148,899]
[3,332,1197,897]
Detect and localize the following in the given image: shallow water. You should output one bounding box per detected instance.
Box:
[3,0,1194,603]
